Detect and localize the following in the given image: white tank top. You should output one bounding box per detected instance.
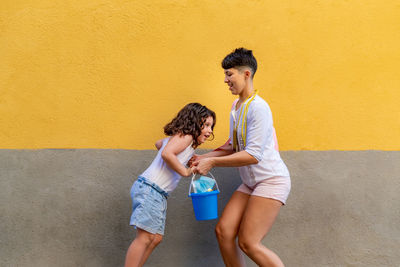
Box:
[140,137,195,193]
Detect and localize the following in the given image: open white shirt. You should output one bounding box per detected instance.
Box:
[230,95,290,186]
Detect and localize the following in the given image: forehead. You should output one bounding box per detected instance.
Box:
[205,116,213,122]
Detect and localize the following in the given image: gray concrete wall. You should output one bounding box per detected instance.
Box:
[1,150,399,267]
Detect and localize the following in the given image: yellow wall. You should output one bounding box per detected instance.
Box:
[1,0,399,150]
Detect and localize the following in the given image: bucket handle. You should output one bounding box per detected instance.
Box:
[189,171,220,195]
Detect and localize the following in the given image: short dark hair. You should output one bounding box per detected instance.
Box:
[221,48,257,78]
[164,103,216,148]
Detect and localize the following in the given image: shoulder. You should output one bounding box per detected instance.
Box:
[159,137,170,146]
[249,96,270,113]
[163,134,194,154]
[168,134,193,146]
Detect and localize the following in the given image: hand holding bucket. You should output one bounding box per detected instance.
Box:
[188,172,220,221]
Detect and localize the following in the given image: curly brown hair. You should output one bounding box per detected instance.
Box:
[164,103,216,148]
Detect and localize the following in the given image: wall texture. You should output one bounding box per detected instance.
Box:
[1,0,399,150]
[1,150,399,266]
[1,1,400,266]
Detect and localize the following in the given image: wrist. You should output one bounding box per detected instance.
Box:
[209,157,217,168]
[185,167,193,177]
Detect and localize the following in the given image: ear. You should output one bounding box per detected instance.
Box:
[244,69,252,79]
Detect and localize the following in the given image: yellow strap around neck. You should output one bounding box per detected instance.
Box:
[233,90,258,151]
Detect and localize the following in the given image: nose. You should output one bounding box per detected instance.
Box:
[224,76,229,83]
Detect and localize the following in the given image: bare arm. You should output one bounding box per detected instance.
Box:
[193,151,258,175]
[155,139,163,150]
[211,151,258,167]
[188,139,234,167]
[201,139,234,158]
[161,134,194,177]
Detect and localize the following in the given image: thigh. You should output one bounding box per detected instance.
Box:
[217,191,250,234]
[239,196,282,243]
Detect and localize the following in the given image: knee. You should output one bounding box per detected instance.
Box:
[237,234,257,255]
[151,235,163,247]
[145,235,156,246]
[215,222,236,242]
[136,232,157,247]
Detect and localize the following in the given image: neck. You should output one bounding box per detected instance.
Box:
[238,84,254,102]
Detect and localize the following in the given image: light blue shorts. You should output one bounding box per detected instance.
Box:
[130,176,168,235]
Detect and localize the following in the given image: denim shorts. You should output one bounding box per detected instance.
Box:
[130,176,169,235]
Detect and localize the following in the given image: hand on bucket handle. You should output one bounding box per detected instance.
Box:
[189,171,220,195]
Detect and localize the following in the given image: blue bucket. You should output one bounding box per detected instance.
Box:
[189,190,220,221]
[188,173,220,221]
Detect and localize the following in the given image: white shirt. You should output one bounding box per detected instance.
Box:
[141,137,195,193]
[230,95,290,186]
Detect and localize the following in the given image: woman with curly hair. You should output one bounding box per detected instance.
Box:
[124,103,216,267]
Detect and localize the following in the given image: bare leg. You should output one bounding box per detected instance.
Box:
[124,228,159,267]
[215,191,249,267]
[138,234,162,266]
[238,196,284,267]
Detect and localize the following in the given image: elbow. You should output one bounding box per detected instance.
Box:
[155,140,163,150]
[161,151,169,161]
[161,150,174,163]
[250,156,259,165]
[245,150,260,165]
